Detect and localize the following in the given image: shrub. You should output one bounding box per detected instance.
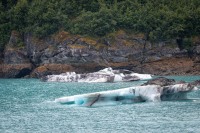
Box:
[71,8,117,37]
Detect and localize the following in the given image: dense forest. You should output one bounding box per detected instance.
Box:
[0,0,200,51]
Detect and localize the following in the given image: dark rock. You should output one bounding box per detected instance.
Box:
[4,49,30,64]
[30,64,74,78]
[110,57,128,63]
[24,31,200,75]
[40,76,48,82]
[0,64,32,78]
[142,77,200,89]
[123,75,140,81]
[15,68,32,78]
[1,30,200,78]
[24,33,49,65]
[8,31,21,47]
[191,80,200,86]
[142,77,176,86]
[4,31,30,64]
[176,80,186,84]
[0,51,3,63]
[194,45,200,54]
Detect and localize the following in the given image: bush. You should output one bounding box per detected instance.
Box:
[1,0,200,50]
[0,4,11,51]
[71,8,117,37]
[26,0,69,38]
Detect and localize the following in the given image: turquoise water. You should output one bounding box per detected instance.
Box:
[0,76,200,133]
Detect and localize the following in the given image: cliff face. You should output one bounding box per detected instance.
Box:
[0,31,32,78]
[0,30,200,78]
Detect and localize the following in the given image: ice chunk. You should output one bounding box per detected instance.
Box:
[55,83,198,107]
[43,67,151,83]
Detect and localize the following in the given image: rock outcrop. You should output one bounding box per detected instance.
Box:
[1,30,200,78]
[0,64,32,78]
[30,64,74,78]
[142,77,200,88]
[142,77,177,86]
[0,31,33,78]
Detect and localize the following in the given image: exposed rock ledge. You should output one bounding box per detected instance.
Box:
[0,64,32,78]
[0,30,200,78]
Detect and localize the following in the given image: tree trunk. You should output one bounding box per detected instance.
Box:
[140,32,149,73]
[176,37,184,50]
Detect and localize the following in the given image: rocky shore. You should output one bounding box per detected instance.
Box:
[0,30,200,78]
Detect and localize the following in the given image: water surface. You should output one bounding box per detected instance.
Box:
[0,76,200,133]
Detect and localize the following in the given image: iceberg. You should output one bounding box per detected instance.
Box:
[55,82,199,107]
[42,67,152,83]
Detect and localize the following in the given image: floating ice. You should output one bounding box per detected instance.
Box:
[130,73,152,80]
[55,83,198,107]
[43,67,152,83]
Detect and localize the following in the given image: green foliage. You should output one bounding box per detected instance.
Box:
[11,0,28,33]
[0,2,11,50]
[116,0,200,42]
[0,0,200,50]
[26,0,70,38]
[183,38,193,50]
[71,8,117,36]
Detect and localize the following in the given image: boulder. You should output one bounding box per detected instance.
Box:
[191,80,200,86]
[142,77,200,89]
[142,77,176,86]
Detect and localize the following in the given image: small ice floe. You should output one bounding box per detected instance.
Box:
[42,67,152,83]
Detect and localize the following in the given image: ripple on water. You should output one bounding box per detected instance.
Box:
[0,77,200,133]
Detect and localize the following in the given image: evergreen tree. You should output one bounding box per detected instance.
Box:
[0,0,200,50]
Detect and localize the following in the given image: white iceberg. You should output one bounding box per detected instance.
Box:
[55,83,198,107]
[43,67,152,83]
[130,73,152,80]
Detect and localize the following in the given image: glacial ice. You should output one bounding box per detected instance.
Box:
[43,67,152,83]
[55,83,199,107]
